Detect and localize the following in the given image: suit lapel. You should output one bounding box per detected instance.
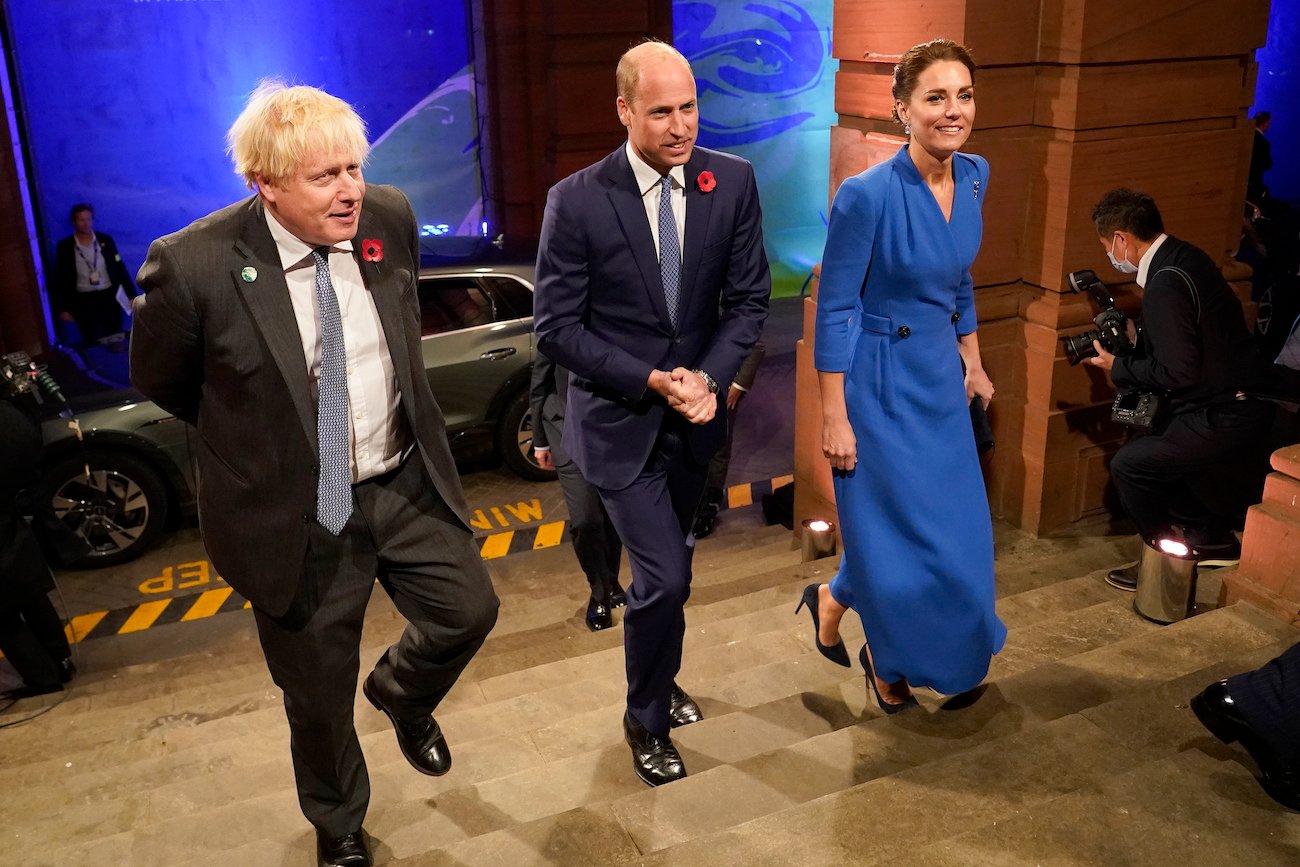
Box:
[680,150,715,324]
[353,207,419,408]
[603,150,675,330]
[233,199,316,448]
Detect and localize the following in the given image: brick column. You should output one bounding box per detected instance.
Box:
[1222,445,1300,625]
[797,0,1271,539]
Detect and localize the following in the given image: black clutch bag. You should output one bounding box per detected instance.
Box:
[969,396,994,453]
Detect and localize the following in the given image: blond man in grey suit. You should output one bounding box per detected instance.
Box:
[130,83,497,867]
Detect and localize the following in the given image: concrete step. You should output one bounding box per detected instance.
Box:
[0,545,1128,790]
[9,585,1249,863]
[625,604,1296,864]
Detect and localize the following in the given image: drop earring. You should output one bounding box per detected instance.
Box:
[903,122,911,136]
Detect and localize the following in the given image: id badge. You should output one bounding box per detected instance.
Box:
[88,270,101,285]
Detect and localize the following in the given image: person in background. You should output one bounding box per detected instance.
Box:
[691,340,766,539]
[51,204,136,347]
[0,396,75,703]
[530,349,627,631]
[1082,189,1274,590]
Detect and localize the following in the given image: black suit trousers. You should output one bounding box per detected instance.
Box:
[597,416,709,735]
[1227,642,1300,767]
[542,416,622,601]
[1109,399,1275,541]
[252,451,498,837]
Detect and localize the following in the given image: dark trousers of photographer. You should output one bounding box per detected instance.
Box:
[1109,398,1275,545]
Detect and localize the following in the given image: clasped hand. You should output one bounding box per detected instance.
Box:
[650,367,716,424]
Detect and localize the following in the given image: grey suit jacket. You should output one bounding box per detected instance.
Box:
[130,185,469,616]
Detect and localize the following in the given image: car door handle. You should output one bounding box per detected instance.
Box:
[479,347,517,361]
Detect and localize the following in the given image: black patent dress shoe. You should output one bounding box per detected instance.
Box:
[317,830,371,866]
[624,710,687,787]
[692,507,718,540]
[1105,562,1138,592]
[363,674,451,776]
[585,597,613,631]
[668,683,704,727]
[609,583,628,609]
[1192,680,1300,811]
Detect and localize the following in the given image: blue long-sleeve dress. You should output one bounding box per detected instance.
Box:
[814,145,1006,695]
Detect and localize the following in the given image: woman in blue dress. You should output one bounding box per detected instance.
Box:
[799,39,1006,711]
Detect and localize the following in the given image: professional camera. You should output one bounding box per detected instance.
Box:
[1,351,65,405]
[1059,269,1137,365]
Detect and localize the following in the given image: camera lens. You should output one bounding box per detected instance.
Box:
[1060,330,1101,365]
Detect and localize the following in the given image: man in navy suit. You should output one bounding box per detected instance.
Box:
[533,40,770,786]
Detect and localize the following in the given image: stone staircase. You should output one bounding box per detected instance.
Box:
[3,510,1299,866]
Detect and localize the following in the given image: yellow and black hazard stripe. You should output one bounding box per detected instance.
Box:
[60,586,252,645]
[473,473,793,558]
[42,473,795,645]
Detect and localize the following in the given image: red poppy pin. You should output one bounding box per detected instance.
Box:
[361,239,384,263]
[696,170,716,193]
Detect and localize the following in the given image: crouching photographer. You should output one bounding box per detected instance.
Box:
[1078,189,1275,590]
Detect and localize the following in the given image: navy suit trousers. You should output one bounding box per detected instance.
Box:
[1227,641,1300,767]
[597,417,709,735]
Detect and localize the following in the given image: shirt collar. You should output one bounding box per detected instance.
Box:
[262,201,354,271]
[1136,233,1169,288]
[626,141,686,197]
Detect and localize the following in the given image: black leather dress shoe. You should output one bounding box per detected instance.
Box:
[609,583,628,609]
[317,830,371,866]
[58,657,77,684]
[1106,562,1138,591]
[585,597,613,631]
[692,507,718,540]
[624,710,686,787]
[668,683,703,727]
[363,674,451,776]
[1193,680,1300,811]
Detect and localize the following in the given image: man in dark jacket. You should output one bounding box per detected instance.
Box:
[0,394,74,701]
[51,204,136,345]
[1084,189,1275,589]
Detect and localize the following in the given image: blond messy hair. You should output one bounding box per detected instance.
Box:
[616,39,692,106]
[227,81,370,189]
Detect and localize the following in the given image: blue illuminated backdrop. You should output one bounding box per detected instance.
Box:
[5,0,485,277]
[1253,0,1298,205]
[675,0,835,296]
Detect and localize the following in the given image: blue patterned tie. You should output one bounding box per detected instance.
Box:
[311,247,351,535]
[658,174,680,327]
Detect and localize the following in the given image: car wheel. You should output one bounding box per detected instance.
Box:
[43,450,171,567]
[496,387,557,482]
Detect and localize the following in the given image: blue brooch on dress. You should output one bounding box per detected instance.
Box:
[973,179,981,200]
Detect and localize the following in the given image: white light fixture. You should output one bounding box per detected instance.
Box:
[800,518,837,561]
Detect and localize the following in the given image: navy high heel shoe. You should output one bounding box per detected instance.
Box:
[795,584,851,667]
[859,644,918,715]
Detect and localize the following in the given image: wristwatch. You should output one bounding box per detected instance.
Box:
[692,369,720,394]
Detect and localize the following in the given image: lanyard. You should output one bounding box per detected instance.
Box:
[74,237,101,272]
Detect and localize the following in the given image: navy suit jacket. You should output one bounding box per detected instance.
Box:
[533,146,770,490]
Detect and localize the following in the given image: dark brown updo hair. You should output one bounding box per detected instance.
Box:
[890,39,977,124]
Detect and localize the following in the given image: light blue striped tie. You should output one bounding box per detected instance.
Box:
[658,174,680,327]
[311,247,352,535]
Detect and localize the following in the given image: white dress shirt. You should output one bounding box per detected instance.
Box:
[626,141,686,261]
[264,207,410,483]
[1136,233,1169,288]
